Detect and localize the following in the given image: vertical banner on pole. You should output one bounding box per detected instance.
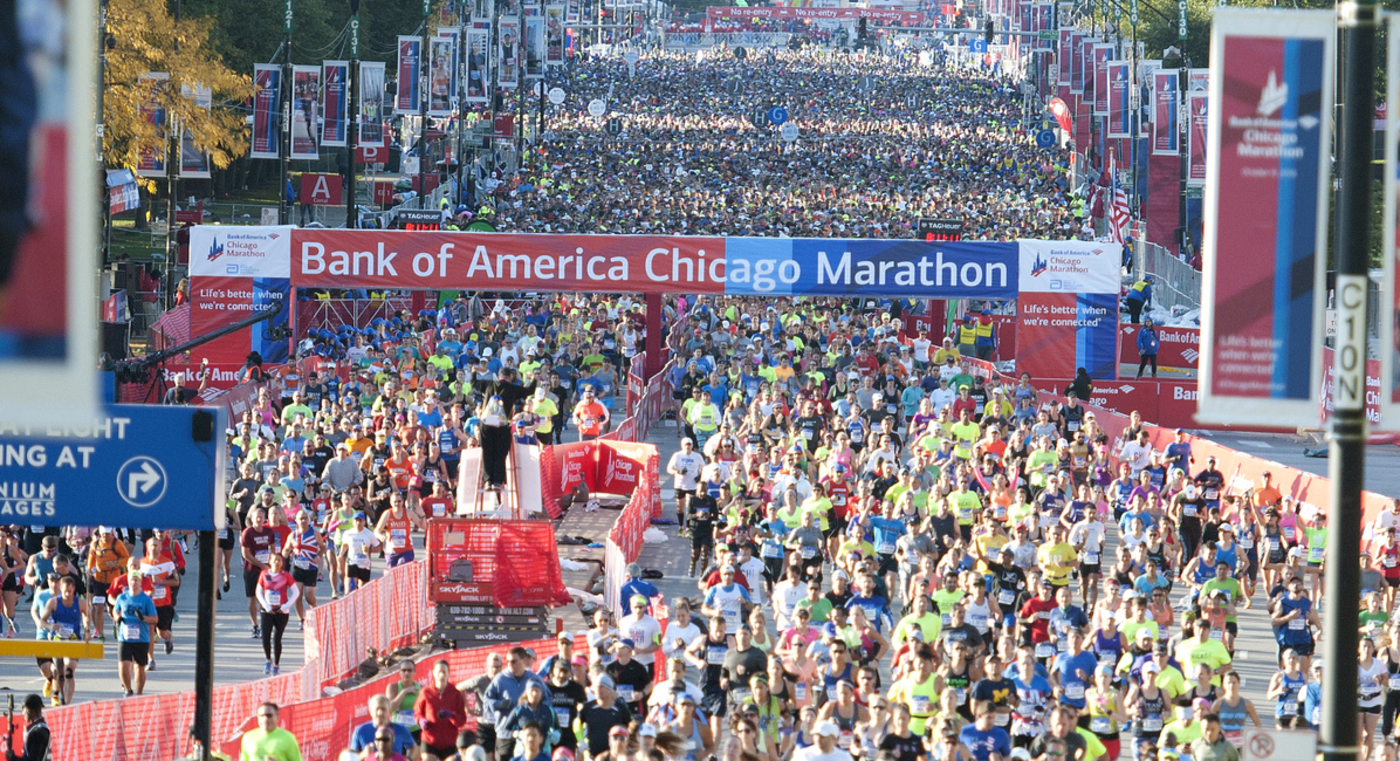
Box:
[546,3,566,67]
[179,83,212,178]
[1093,43,1112,115]
[499,16,521,88]
[466,20,491,103]
[251,64,281,159]
[1198,8,1333,426]
[290,65,321,159]
[1379,16,1400,429]
[358,61,387,147]
[428,35,457,117]
[1152,69,1179,155]
[1187,91,1208,186]
[135,73,169,177]
[1057,28,1074,97]
[1070,32,1085,94]
[396,36,422,113]
[565,0,580,24]
[1106,61,1130,138]
[524,15,545,79]
[321,61,348,147]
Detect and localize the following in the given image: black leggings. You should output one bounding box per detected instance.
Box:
[1137,354,1158,379]
[260,610,289,665]
[1383,690,1400,737]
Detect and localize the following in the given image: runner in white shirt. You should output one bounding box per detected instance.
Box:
[667,439,705,535]
[1068,511,1107,608]
[338,513,382,593]
[619,595,664,674]
[701,566,752,631]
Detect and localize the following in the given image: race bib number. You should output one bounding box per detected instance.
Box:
[994,712,1010,727]
[152,585,168,602]
[1288,617,1306,631]
[1141,717,1163,732]
[1064,683,1085,701]
[92,595,106,606]
[1269,539,1282,552]
[801,547,816,560]
[1388,675,1400,691]
[1082,552,1099,564]
[267,589,282,607]
[1238,538,1254,549]
[910,695,931,715]
[999,590,1016,605]
[55,624,75,640]
[762,543,783,559]
[1183,505,1197,517]
[255,550,271,565]
[1385,556,1397,569]
[122,623,143,641]
[293,558,311,570]
[1204,488,1219,500]
[395,710,417,728]
[1091,717,1111,734]
[877,541,896,555]
[707,646,726,665]
[1283,526,1296,541]
[795,683,807,701]
[1035,642,1055,659]
[391,528,408,546]
[618,685,636,703]
[1210,629,1223,641]
[1308,546,1324,563]
[838,731,853,749]
[351,552,370,568]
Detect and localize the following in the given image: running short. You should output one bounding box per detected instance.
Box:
[701,689,727,718]
[1225,621,1238,636]
[877,554,898,577]
[425,744,456,760]
[218,532,236,551]
[2,572,19,593]
[244,570,260,598]
[348,565,371,583]
[120,641,149,666]
[1386,576,1400,588]
[388,550,415,567]
[1080,562,1101,576]
[156,606,174,632]
[90,580,110,605]
[292,566,318,588]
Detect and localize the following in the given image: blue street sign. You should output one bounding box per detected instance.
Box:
[1035,129,1056,148]
[969,38,988,53]
[767,106,788,125]
[0,404,226,530]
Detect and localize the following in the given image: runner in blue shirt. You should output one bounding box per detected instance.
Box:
[959,702,1012,761]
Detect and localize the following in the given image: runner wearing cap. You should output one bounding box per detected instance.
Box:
[84,526,128,642]
[340,512,383,593]
[110,562,157,697]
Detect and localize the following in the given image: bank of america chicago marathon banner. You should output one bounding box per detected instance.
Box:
[187,227,293,366]
[1199,9,1333,427]
[251,64,281,160]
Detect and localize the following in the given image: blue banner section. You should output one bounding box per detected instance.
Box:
[0,405,225,530]
[253,278,291,364]
[1272,37,1325,400]
[723,239,1021,298]
[1076,293,1119,379]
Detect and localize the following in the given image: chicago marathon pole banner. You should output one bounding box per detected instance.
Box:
[1379,14,1400,430]
[1198,8,1333,427]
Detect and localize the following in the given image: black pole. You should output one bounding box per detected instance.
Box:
[99,0,112,264]
[347,1,360,229]
[419,0,430,209]
[1321,3,1374,761]
[1174,0,1186,257]
[163,0,181,312]
[280,0,292,225]
[192,530,216,761]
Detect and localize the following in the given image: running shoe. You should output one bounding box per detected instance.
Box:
[123,691,133,698]
[42,681,51,698]
[148,658,156,671]
[49,695,60,707]
[223,579,230,593]
[272,665,280,676]
[264,661,272,675]
[252,626,260,639]
[165,637,173,655]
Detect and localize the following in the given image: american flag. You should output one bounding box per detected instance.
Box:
[1106,150,1131,244]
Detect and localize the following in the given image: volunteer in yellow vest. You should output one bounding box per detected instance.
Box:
[957,314,978,355]
[974,309,997,360]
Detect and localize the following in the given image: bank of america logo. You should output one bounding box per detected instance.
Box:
[208,237,225,261]
[1031,253,1049,277]
[1257,69,1288,117]
[1183,348,1200,363]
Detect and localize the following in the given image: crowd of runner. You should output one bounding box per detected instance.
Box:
[0,42,1372,761]
[453,48,1087,242]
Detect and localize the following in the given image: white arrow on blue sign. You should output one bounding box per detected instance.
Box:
[0,404,226,530]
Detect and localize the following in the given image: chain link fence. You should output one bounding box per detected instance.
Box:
[1135,240,1200,314]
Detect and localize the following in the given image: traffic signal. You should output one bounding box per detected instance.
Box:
[858,18,868,40]
[984,19,994,45]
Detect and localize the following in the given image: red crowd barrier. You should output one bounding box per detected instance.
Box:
[303,559,435,693]
[215,638,562,761]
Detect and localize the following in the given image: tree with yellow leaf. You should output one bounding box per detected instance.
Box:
[103,0,255,176]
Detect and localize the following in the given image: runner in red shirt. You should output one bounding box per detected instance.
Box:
[414,659,466,760]
[1018,580,1058,663]
[143,529,183,662]
[241,508,281,639]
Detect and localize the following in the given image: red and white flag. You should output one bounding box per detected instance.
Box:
[1106,151,1131,243]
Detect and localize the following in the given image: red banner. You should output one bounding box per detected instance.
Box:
[1016,292,1078,380]
[293,229,727,294]
[299,173,344,206]
[1119,324,1201,371]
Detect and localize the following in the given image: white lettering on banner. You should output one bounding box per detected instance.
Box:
[300,242,401,277]
[1174,386,1198,401]
[815,250,1009,290]
[471,246,632,282]
[1334,274,1368,411]
[645,248,724,283]
[0,418,130,441]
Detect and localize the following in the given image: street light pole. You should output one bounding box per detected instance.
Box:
[163,0,182,311]
[1321,4,1375,761]
[1174,0,1187,258]
[280,0,293,225]
[346,0,360,228]
[419,0,430,209]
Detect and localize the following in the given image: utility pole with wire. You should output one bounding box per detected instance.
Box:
[162,0,182,311]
